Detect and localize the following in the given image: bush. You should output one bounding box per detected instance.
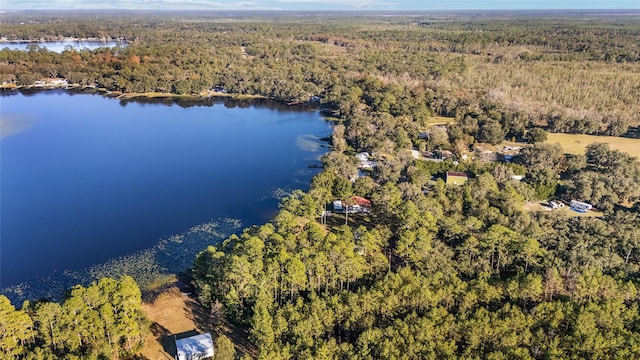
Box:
[524,128,547,144]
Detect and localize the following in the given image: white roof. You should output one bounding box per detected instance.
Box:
[176,333,214,360]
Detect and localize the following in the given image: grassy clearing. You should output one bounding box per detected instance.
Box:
[324,212,374,231]
[428,116,456,126]
[139,283,214,360]
[545,133,640,156]
[139,281,196,359]
[139,281,256,359]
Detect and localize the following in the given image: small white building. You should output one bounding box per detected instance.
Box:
[333,196,372,214]
[355,152,370,162]
[570,200,593,213]
[47,78,68,86]
[355,152,377,169]
[176,333,214,360]
[549,201,564,209]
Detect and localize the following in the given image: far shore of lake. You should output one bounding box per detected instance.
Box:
[0,36,124,44]
[0,82,319,106]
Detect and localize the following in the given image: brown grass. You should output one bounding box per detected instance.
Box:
[427,116,456,126]
[139,287,198,360]
[545,133,640,156]
[137,281,257,360]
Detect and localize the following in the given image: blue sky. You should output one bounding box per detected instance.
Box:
[2,0,639,11]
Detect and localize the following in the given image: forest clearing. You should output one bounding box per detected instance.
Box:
[140,281,255,359]
[546,132,640,155]
[140,286,200,360]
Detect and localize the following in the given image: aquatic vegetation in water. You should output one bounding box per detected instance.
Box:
[296,134,325,152]
[1,218,242,304]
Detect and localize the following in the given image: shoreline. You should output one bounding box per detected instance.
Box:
[0,91,331,304]
[0,37,124,43]
[0,83,317,107]
[1,218,243,305]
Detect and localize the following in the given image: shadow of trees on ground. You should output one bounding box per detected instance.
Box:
[163,329,201,359]
[184,298,258,358]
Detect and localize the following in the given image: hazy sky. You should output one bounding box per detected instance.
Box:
[3,0,639,11]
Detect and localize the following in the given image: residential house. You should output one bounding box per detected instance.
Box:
[355,152,377,169]
[175,333,214,360]
[355,152,369,162]
[333,196,372,214]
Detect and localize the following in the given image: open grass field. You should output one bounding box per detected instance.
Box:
[139,285,201,360]
[545,133,640,156]
[325,211,374,231]
[428,116,456,126]
[138,281,256,359]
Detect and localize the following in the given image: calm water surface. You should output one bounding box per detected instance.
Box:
[0,41,121,53]
[0,91,330,287]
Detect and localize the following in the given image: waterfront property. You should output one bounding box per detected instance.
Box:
[33,78,68,87]
[333,196,372,214]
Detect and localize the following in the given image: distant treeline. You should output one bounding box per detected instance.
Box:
[1,12,639,138]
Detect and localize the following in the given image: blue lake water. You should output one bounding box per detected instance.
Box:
[0,41,121,53]
[0,90,331,288]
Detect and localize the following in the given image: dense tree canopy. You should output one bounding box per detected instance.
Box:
[0,276,146,359]
[190,123,639,359]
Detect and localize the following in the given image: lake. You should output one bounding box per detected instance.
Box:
[0,90,331,290]
[0,40,121,53]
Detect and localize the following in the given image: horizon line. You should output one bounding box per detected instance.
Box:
[2,8,639,12]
